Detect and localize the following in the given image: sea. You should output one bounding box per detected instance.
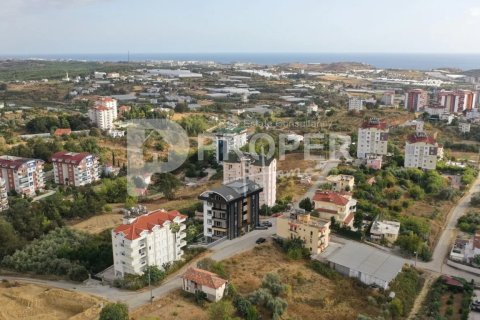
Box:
[2,53,480,71]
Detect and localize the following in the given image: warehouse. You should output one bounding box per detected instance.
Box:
[326,242,407,289]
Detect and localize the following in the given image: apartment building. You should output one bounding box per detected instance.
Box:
[326,175,354,192]
[0,156,45,197]
[223,153,276,207]
[438,89,476,113]
[459,122,471,133]
[381,91,395,106]
[405,89,428,112]
[312,190,356,227]
[51,151,100,187]
[214,127,248,162]
[277,210,331,254]
[404,132,439,170]
[198,179,262,242]
[356,118,389,159]
[348,98,364,111]
[0,178,8,212]
[88,97,118,130]
[112,207,187,278]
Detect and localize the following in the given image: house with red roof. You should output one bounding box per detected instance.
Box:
[312,190,357,227]
[51,151,100,187]
[182,267,228,302]
[53,128,72,136]
[112,208,187,278]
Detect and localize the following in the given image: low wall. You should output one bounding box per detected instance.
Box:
[446,259,480,276]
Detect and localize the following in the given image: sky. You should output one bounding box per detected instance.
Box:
[2,0,480,54]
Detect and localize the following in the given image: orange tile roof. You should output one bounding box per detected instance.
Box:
[182,267,227,289]
[114,209,186,240]
[54,128,72,136]
[312,190,350,206]
[343,212,355,225]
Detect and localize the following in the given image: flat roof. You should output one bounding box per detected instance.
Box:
[327,242,406,284]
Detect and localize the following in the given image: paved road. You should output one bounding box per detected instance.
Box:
[0,218,277,309]
[416,175,480,283]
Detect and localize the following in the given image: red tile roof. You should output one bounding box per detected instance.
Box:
[0,156,43,170]
[312,190,350,206]
[407,133,436,144]
[54,128,72,136]
[114,209,186,240]
[182,267,227,289]
[361,119,387,130]
[343,212,354,225]
[51,151,94,165]
[442,275,464,288]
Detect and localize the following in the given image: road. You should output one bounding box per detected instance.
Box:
[416,175,480,283]
[0,218,277,309]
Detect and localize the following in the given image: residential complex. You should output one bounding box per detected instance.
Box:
[223,153,276,207]
[0,178,8,212]
[0,156,45,197]
[198,179,262,242]
[51,151,100,187]
[312,190,356,227]
[111,207,187,278]
[404,132,440,170]
[277,210,331,254]
[356,118,389,159]
[381,91,395,106]
[214,127,248,163]
[438,89,476,113]
[369,220,400,244]
[182,267,228,302]
[405,89,428,112]
[326,175,354,192]
[88,97,118,130]
[348,98,363,111]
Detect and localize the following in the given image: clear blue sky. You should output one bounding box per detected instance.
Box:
[2,0,480,54]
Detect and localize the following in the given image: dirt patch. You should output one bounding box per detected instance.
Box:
[70,213,123,234]
[130,290,208,320]
[0,281,105,320]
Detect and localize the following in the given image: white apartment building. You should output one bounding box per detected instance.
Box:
[112,208,187,278]
[223,153,276,207]
[88,97,118,130]
[348,98,364,111]
[0,156,45,197]
[381,91,395,106]
[459,122,471,133]
[306,102,319,113]
[404,132,439,170]
[0,178,8,212]
[215,127,248,163]
[357,118,389,159]
[51,151,100,187]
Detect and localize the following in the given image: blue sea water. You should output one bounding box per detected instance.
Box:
[2,52,480,71]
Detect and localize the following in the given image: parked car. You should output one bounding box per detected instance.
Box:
[261,221,273,227]
[256,237,266,244]
[256,225,268,230]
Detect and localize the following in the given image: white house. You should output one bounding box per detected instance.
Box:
[112,208,187,278]
[182,267,228,302]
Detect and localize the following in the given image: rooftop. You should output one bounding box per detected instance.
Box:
[199,179,262,202]
[0,155,43,170]
[182,267,227,289]
[407,132,437,144]
[370,220,401,235]
[312,190,351,206]
[361,118,387,130]
[224,152,275,166]
[51,151,95,165]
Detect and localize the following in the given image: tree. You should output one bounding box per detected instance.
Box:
[473,255,480,266]
[208,300,235,320]
[299,197,314,212]
[150,173,182,200]
[141,266,165,285]
[99,302,129,320]
[0,218,23,259]
[471,193,480,207]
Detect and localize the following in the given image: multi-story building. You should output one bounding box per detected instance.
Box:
[312,190,356,227]
[405,89,428,112]
[51,151,100,187]
[277,210,331,254]
[424,103,448,116]
[356,118,389,159]
[438,89,476,113]
[112,207,187,278]
[348,98,364,111]
[223,153,276,207]
[459,122,471,134]
[214,127,248,163]
[404,132,439,170]
[88,97,118,130]
[0,178,8,212]
[326,175,354,192]
[0,156,45,197]
[198,179,262,242]
[381,91,395,106]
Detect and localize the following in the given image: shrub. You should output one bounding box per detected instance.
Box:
[99,303,129,320]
